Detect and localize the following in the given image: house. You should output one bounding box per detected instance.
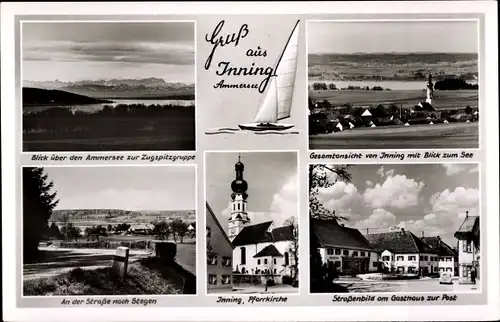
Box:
[421,236,458,276]
[366,228,439,275]
[311,219,377,275]
[454,212,480,284]
[232,221,296,283]
[206,203,234,293]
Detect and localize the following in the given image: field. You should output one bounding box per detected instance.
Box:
[310,89,478,110]
[310,122,478,149]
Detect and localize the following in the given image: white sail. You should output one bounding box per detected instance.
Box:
[276,23,299,121]
[253,76,278,123]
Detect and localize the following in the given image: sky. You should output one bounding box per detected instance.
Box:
[43,166,196,211]
[308,20,479,54]
[314,163,480,247]
[22,22,195,82]
[205,152,298,231]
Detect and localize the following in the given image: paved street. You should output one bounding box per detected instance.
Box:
[336,277,480,293]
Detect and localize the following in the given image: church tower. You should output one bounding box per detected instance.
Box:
[227,155,250,241]
[426,74,434,105]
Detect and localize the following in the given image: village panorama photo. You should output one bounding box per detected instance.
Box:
[309,163,480,293]
[308,20,479,149]
[22,166,197,296]
[205,151,299,294]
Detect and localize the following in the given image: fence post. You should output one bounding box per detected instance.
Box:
[111,246,129,279]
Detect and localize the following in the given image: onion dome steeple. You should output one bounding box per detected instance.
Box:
[231,155,248,199]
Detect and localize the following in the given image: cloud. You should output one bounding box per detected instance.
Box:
[441,164,479,176]
[270,174,299,223]
[376,166,395,178]
[354,208,397,230]
[23,41,194,65]
[317,180,363,213]
[363,174,425,209]
[430,187,479,217]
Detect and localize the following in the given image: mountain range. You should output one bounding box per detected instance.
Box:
[23,78,195,100]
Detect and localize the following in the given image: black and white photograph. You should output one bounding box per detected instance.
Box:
[308,20,479,149]
[23,166,197,296]
[309,163,480,293]
[205,151,299,294]
[22,21,195,151]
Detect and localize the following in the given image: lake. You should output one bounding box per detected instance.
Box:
[308,80,478,91]
[24,99,195,114]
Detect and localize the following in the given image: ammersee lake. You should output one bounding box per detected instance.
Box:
[24,99,195,114]
[308,80,478,91]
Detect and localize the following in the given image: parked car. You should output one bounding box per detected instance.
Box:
[439,271,453,284]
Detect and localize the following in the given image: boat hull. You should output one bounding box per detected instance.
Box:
[238,123,295,131]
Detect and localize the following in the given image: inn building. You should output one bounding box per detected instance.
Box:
[311,218,378,274]
[421,236,458,276]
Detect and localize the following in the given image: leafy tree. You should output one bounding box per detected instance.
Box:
[61,223,80,241]
[465,105,472,115]
[48,222,62,239]
[107,224,113,233]
[172,219,188,243]
[23,167,59,259]
[309,164,352,293]
[328,83,337,90]
[283,217,299,284]
[154,221,170,240]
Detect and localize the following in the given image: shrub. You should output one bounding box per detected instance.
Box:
[266,279,275,287]
[282,275,293,285]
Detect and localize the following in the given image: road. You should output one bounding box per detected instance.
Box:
[310,122,479,149]
[336,278,480,293]
[23,243,197,280]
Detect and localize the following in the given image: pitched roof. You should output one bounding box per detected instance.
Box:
[232,221,295,246]
[457,216,479,233]
[454,216,480,247]
[421,237,456,257]
[206,202,234,249]
[253,244,283,258]
[366,230,437,254]
[311,219,373,251]
[272,225,295,242]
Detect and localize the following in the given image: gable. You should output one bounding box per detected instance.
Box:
[206,203,234,253]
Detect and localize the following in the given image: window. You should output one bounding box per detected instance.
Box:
[352,251,358,257]
[208,274,217,285]
[373,262,378,268]
[408,256,416,261]
[343,250,349,256]
[382,256,390,261]
[440,268,444,272]
[273,269,277,274]
[396,256,404,261]
[335,261,341,268]
[207,254,218,265]
[434,267,439,272]
[222,256,232,266]
[335,249,341,255]
[440,257,444,262]
[422,256,428,261]
[463,240,472,253]
[257,259,261,265]
[408,267,416,273]
[360,251,365,257]
[446,268,452,272]
[264,258,268,265]
[221,275,231,285]
[462,265,471,278]
[284,252,289,266]
[237,203,240,210]
[327,249,334,255]
[273,258,277,265]
[446,257,452,262]
[241,247,246,265]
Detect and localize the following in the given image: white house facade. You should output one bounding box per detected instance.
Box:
[454,213,480,284]
[421,236,458,276]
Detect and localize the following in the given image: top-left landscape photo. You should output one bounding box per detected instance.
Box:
[21,21,196,152]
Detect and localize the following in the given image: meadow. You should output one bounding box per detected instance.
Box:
[310,89,478,111]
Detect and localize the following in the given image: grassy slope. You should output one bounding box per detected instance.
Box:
[24,257,195,296]
[310,89,478,109]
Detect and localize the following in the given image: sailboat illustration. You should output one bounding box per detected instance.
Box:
[238,20,300,132]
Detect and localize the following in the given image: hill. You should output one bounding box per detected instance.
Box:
[50,209,196,223]
[23,87,112,106]
[308,52,478,81]
[24,78,195,100]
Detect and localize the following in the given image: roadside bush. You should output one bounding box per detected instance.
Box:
[282,275,293,285]
[58,240,150,250]
[266,279,275,287]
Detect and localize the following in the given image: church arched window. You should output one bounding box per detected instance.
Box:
[238,203,240,211]
[241,247,246,265]
[285,252,289,266]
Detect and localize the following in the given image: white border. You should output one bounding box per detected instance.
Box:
[19,163,199,299]
[2,2,498,322]
[20,19,198,154]
[203,150,301,296]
